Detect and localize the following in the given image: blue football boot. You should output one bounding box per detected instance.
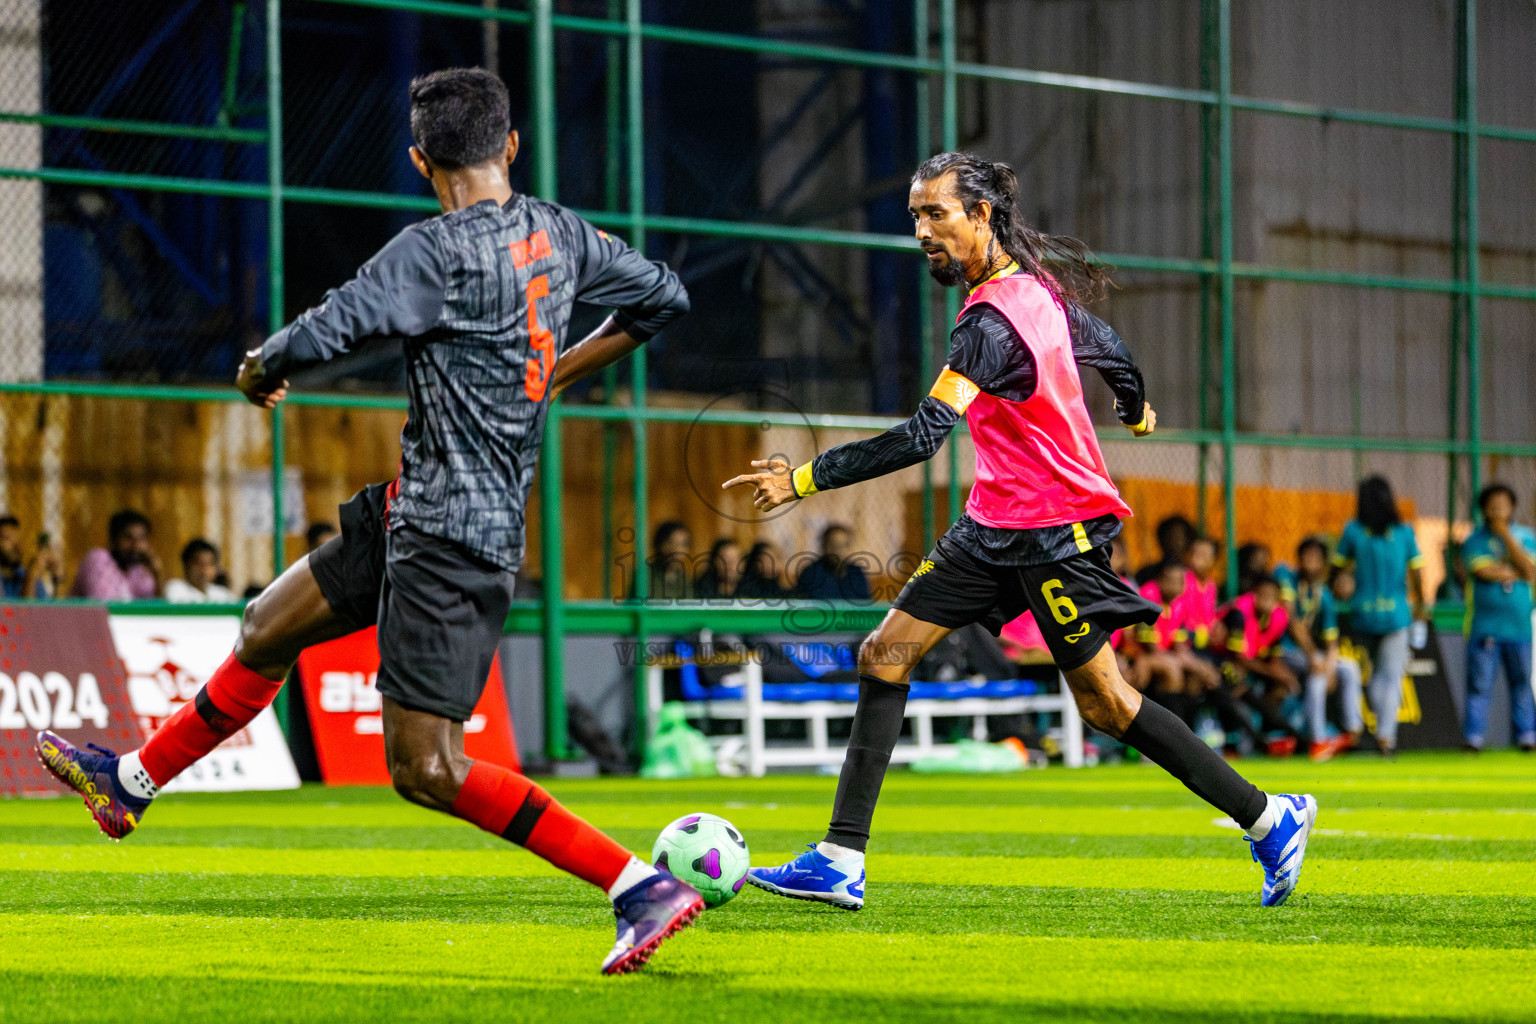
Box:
[35,730,151,841]
[600,872,704,976]
[1246,793,1318,907]
[747,844,865,910]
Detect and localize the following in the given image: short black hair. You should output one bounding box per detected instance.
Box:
[1155,559,1186,580]
[1296,536,1328,561]
[108,509,150,542]
[306,521,337,549]
[409,67,511,170]
[1478,482,1517,514]
[1251,573,1280,592]
[1154,514,1196,554]
[651,520,689,553]
[822,523,853,545]
[181,538,218,566]
[0,514,18,530]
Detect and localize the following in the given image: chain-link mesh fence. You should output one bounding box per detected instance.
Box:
[1,0,1533,624]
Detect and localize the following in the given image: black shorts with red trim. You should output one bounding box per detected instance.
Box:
[893,527,1160,672]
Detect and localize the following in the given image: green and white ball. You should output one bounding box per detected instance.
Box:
[652,812,751,908]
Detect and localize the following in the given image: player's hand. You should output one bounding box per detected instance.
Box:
[722,457,798,510]
[1128,402,1156,437]
[237,349,288,409]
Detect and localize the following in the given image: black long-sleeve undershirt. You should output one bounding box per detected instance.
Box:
[805,301,1145,494]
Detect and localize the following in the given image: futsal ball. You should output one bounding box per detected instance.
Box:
[651,812,751,908]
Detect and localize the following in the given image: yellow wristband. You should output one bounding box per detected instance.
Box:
[791,462,818,498]
[1129,415,1150,436]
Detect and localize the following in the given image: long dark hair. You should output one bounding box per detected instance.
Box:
[913,151,1110,305]
[1357,475,1401,535]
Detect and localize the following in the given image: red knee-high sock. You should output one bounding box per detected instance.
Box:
[451,760,632,891]
[138,652,284,786]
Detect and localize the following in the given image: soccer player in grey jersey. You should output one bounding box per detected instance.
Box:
[37,68,700,975]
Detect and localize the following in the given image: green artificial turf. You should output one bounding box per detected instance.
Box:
[2,751,1534,1023]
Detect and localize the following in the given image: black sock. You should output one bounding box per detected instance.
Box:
[1149,690,1197,727]
[824,675,909,852]
[1122,697,1268,829]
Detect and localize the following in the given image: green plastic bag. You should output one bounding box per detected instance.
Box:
[909,738,1028,774]
[640,702,718,779]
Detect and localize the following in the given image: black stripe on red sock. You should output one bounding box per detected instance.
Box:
[193,687,237,733]
[501,787,551,844]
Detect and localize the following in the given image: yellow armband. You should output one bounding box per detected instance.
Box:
[791,462,818,498]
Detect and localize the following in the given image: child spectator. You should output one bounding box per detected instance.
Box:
[1333,475,1429,756]
[696,538,745,599]
[1135,514,1195,585]
[1285,537,1363,761]
[0,515,59,599]
[1179,535,1223,652]
[644,521,694,600]
[165,539,237,604]
[1461,483,1536,752]
[1234,542,1274,600]
[737,541,786,600]
[70,510,162,600]
[1130,561,1221,725]
[1218,575,1301,756]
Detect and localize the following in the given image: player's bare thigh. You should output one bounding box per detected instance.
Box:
[236,554,357,679]
[857,608,953,684]
[381,696,469,812]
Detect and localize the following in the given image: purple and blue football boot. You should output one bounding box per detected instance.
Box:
[1247,793,1318,907]
[35,730,150,841]
[600,872,704,975]
[747,844,865,910]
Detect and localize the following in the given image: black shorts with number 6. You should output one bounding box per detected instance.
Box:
[893,530,1161,671]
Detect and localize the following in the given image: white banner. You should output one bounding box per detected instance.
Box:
[108,615,300,793]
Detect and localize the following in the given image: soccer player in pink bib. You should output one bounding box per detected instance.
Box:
[726,152,1317,909]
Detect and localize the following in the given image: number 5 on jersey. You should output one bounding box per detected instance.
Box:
[524,274,554,401]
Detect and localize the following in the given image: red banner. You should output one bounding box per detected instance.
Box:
[295,627,519,785]
[0,604,144,795]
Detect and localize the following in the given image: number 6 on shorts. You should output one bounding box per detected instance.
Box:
[1041,579,1079,624]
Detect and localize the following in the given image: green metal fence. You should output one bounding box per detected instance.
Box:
[2,0,1534,761]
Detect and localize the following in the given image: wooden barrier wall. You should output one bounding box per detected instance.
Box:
[2,393,1426,602]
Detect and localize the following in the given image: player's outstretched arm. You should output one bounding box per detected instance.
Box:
[722,392,962,510]
[240,225,447,407]
[1068,303,1156,436]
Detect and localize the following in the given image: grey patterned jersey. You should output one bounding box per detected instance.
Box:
[260,194,689,571]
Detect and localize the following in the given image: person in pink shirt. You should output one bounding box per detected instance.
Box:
[1129,561,1221,724]
[728,151,1314,910]
[1217,575,1302,756]
[1179,535,1224,653]
[69,510,162,601]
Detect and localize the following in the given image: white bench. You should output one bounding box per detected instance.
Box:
[644,655,1084,777]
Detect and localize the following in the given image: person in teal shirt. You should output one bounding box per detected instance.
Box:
[1333,475,1429,754]
[1461,483,1536,751]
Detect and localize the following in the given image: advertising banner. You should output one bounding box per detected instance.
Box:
[0,604,142,795]
[109,615,300,792]
[295,628,519,785]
